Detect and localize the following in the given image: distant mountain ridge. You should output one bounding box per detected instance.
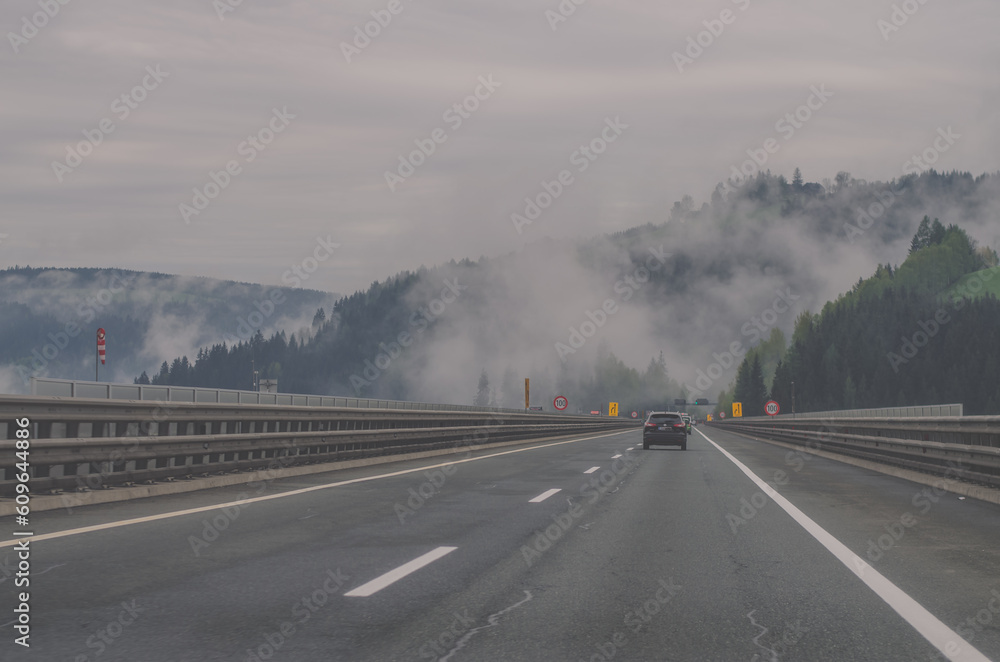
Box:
[0,267,339,393]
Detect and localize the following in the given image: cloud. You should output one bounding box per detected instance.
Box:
[1,0,997,297]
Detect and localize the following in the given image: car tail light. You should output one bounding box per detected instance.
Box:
[673,423,685,428]
[645,422,657,428]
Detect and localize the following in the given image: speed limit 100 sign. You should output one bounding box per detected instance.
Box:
[553,396,568,411]
[765,400,780,416]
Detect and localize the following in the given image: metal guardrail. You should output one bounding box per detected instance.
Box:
[715,414,1000,489]
[0,395,640,496]
[764,403,963,419]
[30,377,550,414]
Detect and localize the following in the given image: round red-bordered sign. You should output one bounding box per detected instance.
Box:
[765,400,780,416]
[630,411,638,419]
[553,396,568,411]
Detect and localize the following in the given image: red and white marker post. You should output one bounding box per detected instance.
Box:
[96,328,106,380]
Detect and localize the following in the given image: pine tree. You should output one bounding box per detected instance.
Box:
[770,359,789,405]
[834,171,851,191]
[910,216,932,253]
[733,355,751,408]
[928,218,946,246]
[640,352,672,407]
[748,353,768,416]
[474,369,491,407]
[792,168,803,190]
[312,308,326,328]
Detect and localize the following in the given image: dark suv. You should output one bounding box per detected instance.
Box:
[643,412,687,450]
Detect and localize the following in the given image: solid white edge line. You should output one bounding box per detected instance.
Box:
[0,429,635,548]
[344,546,457,597]
[696,428,990,662]
[583,467,600,474]
[529,488,562,503]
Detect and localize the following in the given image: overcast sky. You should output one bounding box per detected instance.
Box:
[2,0,998,295]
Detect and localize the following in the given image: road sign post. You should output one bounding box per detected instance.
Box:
[96,328,106,381]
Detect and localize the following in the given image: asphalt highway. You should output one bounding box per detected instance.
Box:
[2,425,999,661]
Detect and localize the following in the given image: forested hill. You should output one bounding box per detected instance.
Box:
[726,220,1000,415]
[142,169,1000,412]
